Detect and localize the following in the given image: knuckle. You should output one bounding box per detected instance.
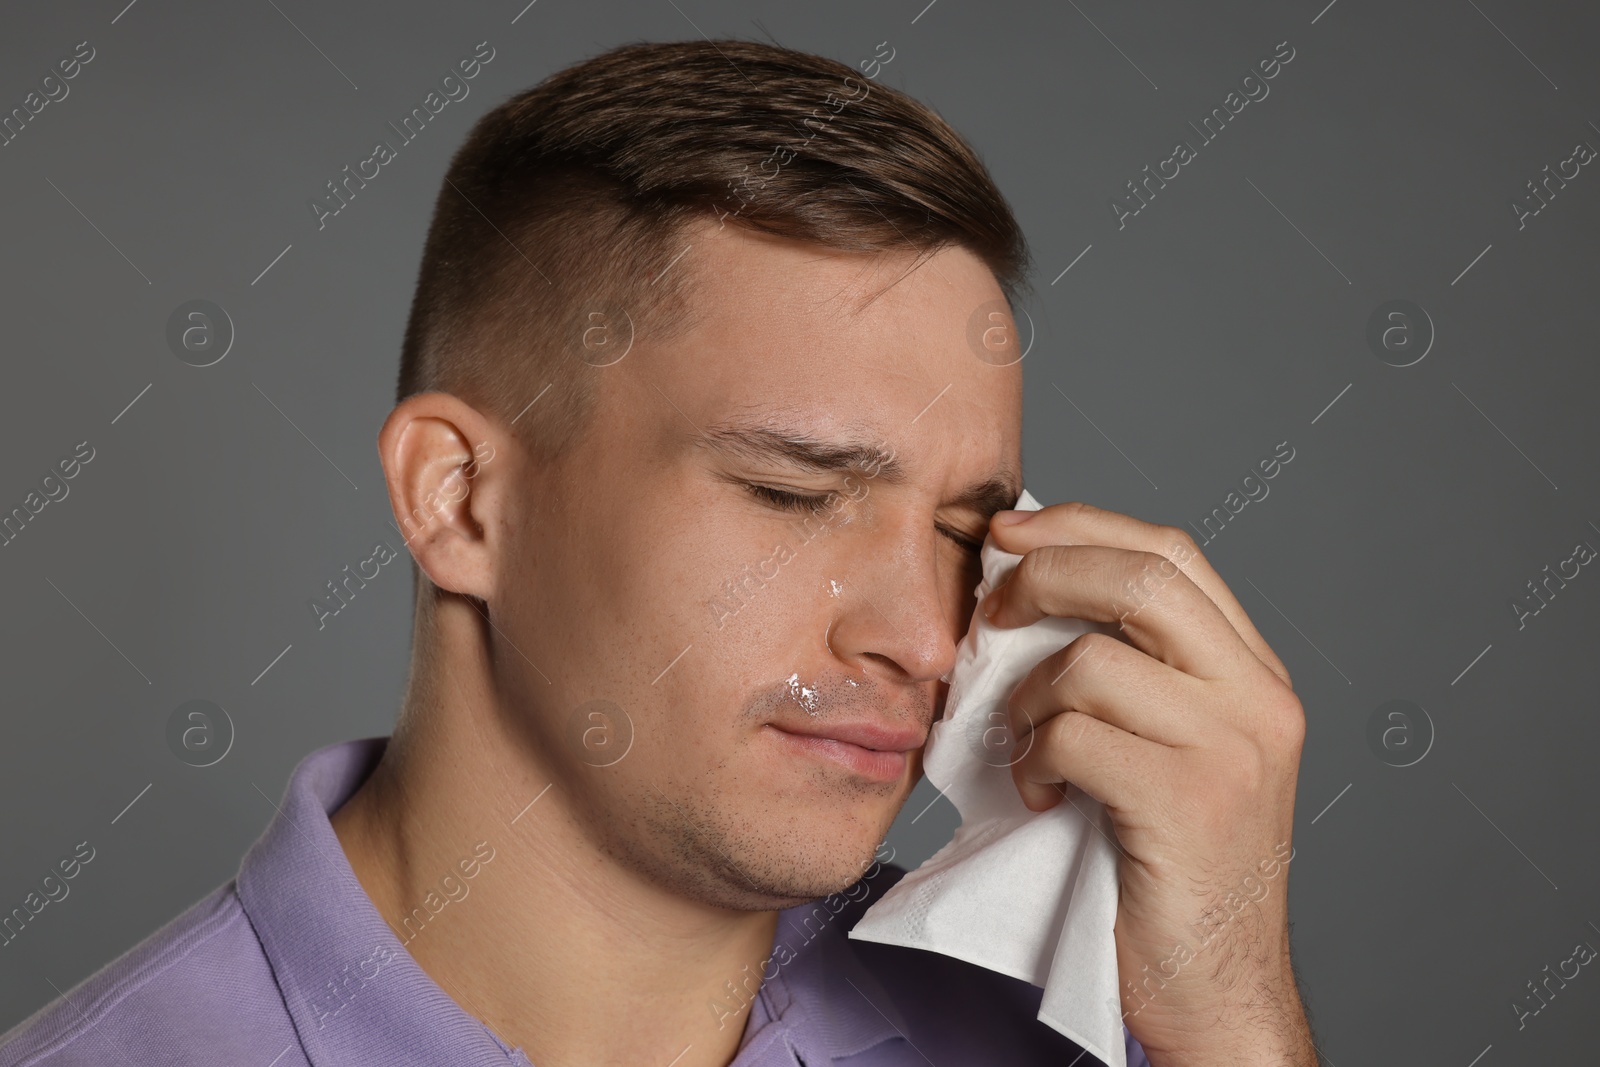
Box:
[1123,551,1165,586]
[1269,690,1307,754]
[1073,630,1121,661]
[1049,632,1116,684]
[1120,553,1177,606]
[1008,693,1044,738]
[1159,523,1201,560]
[1157,523,1201,559]
[1051,709,1096,750]
[1271,656,1296,694]
[1058,500,1097,523]
[1229,742,1268,794]
[1016,544,1069,587]
[1012,547,1045,587]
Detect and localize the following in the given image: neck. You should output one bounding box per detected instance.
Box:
[330,594,780,1067]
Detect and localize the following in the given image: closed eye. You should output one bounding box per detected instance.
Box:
[745,482,840,514]
[742,482,984,553]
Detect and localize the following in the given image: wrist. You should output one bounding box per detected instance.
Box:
[1135,959,1315,1067]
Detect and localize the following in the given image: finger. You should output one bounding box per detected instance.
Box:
[1010,707,1174,812]
[991,501,1293,690]
[984,543,1263,684]
[1007,630,1208,750]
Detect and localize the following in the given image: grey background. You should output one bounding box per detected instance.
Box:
[1,0,1596,1061]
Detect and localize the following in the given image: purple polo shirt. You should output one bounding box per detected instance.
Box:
[0,738,1150,1067]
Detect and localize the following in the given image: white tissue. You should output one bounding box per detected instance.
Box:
[848,488,1128,1067]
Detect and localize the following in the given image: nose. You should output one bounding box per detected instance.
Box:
[825,523,963,689]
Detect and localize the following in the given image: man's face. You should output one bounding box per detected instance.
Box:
[493,221,1023,910]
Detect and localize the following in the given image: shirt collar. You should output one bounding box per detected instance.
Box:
[737,864,915,1065]
[237,737,517,1067]
[238,737,913,1067]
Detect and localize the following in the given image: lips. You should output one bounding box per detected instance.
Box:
[755,675,931,782]
[765,723,919,783]
[767,719,926,753]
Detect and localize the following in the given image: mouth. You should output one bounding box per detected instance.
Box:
[763,723,923,783]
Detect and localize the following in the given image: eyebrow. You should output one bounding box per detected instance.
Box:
[697,419,1022,525]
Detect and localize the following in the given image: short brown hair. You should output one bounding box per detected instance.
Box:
[396,38,1029,463]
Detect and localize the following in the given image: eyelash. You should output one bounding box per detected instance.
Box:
[743,483,983,553]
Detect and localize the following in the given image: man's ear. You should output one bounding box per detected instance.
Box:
[378,392,505,598]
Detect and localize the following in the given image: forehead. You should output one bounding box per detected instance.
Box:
[648,221,1023,476]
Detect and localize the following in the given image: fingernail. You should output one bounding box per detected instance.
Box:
[994,510,1033,526]
[980,589,999,618]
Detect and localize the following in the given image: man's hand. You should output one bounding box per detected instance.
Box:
[978,501,1316,1066]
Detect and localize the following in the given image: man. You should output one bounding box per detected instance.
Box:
[1,39,1315,1066]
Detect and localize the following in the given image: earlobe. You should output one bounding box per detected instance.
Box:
[378,393,501,598]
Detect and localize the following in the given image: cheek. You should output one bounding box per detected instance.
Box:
[512,482,768,728]
[643,538,849,764]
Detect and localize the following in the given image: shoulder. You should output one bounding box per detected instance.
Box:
[0,882,301,1067]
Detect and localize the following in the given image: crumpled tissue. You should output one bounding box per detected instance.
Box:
[848,488,1129,1067]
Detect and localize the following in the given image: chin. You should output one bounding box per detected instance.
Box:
[744,868,874,911]
[781,825,898,899]
[718,825,896,911]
